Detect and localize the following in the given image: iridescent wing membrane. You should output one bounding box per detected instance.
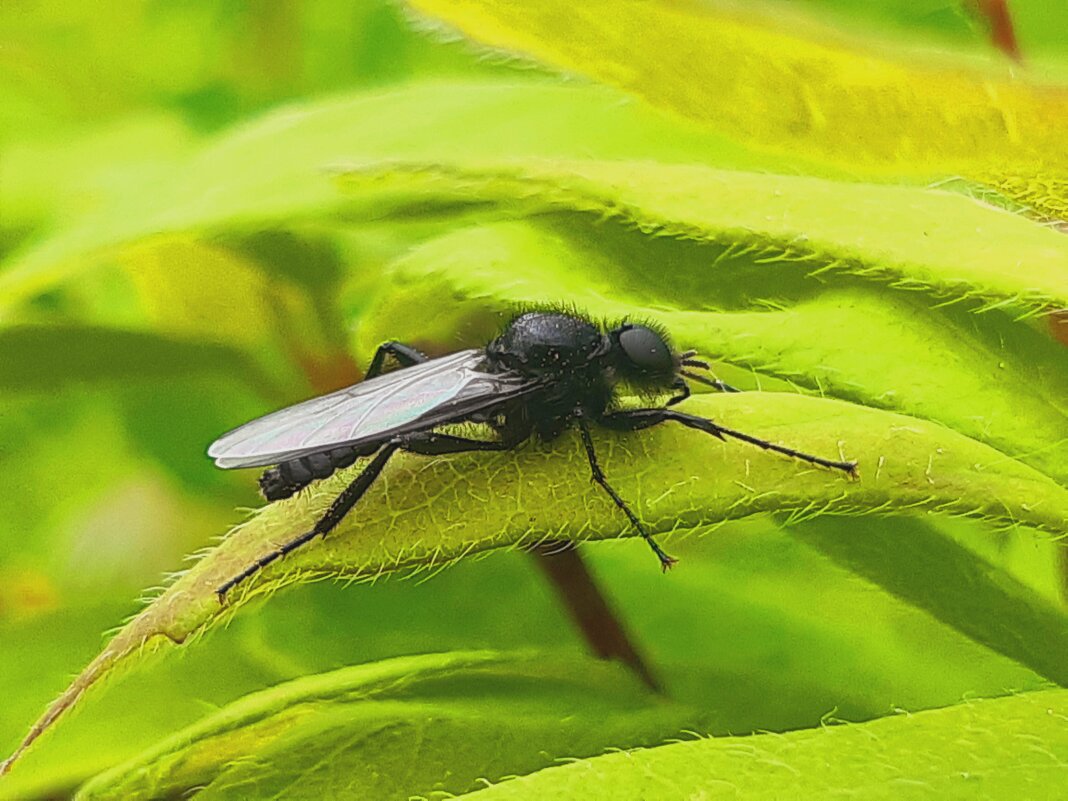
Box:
[208,350,534,469]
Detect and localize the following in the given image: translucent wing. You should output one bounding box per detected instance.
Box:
[208,350,530,469]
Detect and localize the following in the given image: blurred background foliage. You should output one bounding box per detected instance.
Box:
[0,0,1066,798]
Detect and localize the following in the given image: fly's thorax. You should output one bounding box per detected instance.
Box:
[487,311,608,376]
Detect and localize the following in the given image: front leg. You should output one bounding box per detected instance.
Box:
[599,408,857,476]
[678,352,741,394]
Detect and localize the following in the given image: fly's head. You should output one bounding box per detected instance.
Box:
[607,321,679,394]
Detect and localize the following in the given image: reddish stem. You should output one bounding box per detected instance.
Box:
[530,544,661,692]
[971,0,1022,62]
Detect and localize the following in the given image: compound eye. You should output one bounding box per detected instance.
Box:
[618,325,672,375]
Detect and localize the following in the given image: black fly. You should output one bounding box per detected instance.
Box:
[209,311,857,599]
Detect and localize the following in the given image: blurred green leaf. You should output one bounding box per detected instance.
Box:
[793,0,982,47]
[0,389,249,578]
[1003,0,1068,58]
[590,524,1046,721]
[0,78,787,317]
[0,325,278,394]
[797,0,1068,61]
[789,515,1068,686]
[453,687,1068,799]
[0,0,506,142]
[0,324,292,499]
[4,529,1046,797]
[0,113,193,246]
[76,652,696,801]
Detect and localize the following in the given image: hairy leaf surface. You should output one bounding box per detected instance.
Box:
[4,392,1065,774]
[452,688,1068,800]
[350,208,1066,482]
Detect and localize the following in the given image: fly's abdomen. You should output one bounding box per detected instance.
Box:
[259,447,363,501]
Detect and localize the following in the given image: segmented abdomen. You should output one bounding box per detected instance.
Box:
[259,446,366,501]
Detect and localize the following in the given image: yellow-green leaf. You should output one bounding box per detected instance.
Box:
[405,0,1068,219]
[339,159,1068,312]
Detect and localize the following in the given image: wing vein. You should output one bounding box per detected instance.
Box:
[208,350,527,468]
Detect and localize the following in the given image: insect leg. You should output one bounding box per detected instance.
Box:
[666,377,690,407]
[400,432,515,455]
[576,417,677,570]
[600,408,858,476]
[218,432,517,600]
[365,341,429,379]
[217,441,401,600]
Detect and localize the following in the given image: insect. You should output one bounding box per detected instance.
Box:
[209,310,857,599]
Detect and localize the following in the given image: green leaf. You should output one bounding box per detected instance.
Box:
[339,160,1068,312]
[1007,0,1068,58]
[0,113,193,242]
[450,688,1068,799]
[794,0,1068,62]
[5,391,1065,774]
[0,324,280,395]
[589,524,1048,722]
[0,321,295,499]
[787,515,1068,688]
[0,600,234,801]
[343,183,1068,686]
[347,197,1065,482]
[789,0,983,49]
[404,0,1068,220]
[76,652,697,801]
[0,384,261,575]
